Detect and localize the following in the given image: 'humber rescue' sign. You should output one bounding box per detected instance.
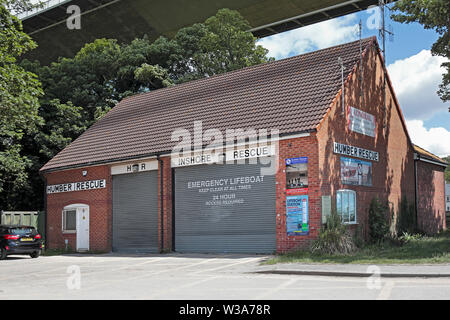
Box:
[333,142,379,162]
[47,179,106,194]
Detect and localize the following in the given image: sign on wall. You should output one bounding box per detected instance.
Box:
[321,195,331,224]
[347,106,376,138]
[47,179,106,194]
[340,157,372,186]
[226,145,275,162]
[172,145,276,168]
[286,195,309,236]
[285,157,308,195]
[333,142,379,162]
[111,160,158,175]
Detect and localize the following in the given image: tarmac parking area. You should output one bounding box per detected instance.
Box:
[0,253,449,300]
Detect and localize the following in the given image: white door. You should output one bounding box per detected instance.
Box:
[76,206,89,251]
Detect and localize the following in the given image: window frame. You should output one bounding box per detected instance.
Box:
[336,189,357,224]
[62,209,77,233]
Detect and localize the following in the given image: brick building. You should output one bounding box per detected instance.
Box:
[413,145,447,234]
[40,37,446,253]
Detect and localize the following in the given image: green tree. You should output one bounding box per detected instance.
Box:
[391,0,450,102]
[442,155,450,182]
[2,0,42,14]
[14,8,272,210]
[196,8,273,77]
[0,0,43,209]
[146,8,274,82]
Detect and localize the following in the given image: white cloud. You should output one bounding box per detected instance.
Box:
[387,50,448,120]
[258,14,359,59]
[406,120,450,157]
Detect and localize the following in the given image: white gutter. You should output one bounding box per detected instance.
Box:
[414,153,448,168]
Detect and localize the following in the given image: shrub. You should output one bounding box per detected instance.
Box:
[368,197,390,243]
[397,196,416,235]
[398,232,422,244]
[311,210,356,255]
[353,224,365,248]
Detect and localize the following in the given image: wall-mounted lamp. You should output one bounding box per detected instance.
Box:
[82,170,87,177]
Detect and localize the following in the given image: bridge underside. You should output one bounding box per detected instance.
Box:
[22,0,379,64]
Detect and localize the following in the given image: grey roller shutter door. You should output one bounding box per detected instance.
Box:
[112,171,158,253]
[175,161,276,253]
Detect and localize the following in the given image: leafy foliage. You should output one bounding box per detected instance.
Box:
[0,0,43,209]
[2,0,42,14]
[368,197,391,243]
[442,155,450,182]
[391,0,450,102]
[396,196,416,235]
[398,232,422,244]
[195,9,273,77]
[311,210,356,255]
[2,7,273,210]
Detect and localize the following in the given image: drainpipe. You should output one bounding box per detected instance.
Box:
[413,153,419,229]
[157,155,164,252]
[338,57,345,116]
[43,176,48,250]
[171,167,175,252]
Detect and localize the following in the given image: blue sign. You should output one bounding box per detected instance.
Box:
[285,157,308,166]
[286,195,309,236]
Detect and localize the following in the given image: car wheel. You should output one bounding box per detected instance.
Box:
[0,248,7,260]
[30,251,40,259]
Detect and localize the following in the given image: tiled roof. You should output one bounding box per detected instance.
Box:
[41,37,376,172]
[413,145,448,166]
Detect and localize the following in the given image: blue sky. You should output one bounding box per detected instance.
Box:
[258,6,449,157]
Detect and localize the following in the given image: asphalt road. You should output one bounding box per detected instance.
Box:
[0,253,449,300]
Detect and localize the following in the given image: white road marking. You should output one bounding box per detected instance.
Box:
[75,257,221,292]
[142,276,222,299]
[255,278,298,299]
[190,257,262,275]
[377,280,396,300]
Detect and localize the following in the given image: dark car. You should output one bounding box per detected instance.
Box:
[0,225,43,260]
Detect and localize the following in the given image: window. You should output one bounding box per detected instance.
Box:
[62,210,76,232]
[336,190,357,224]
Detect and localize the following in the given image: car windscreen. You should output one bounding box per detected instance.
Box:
[9,227,35,235]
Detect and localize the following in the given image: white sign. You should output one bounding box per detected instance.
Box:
[333,142,379,162]
[172,145,276,168]
[111,160,158,175]
[47,180,106,194]
[347,106,376,137]
[226,145,275,161]
[171,152,221,168]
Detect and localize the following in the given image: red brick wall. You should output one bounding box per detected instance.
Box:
[158,156,173,251]
[44,165,112,252]
[44,159,172,253]
[316,42,415,240]
[45,43,439,254]
[416,161,446,234]
[275,135,320,252]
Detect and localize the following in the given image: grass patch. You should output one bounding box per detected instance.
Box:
[265,230,450,265]
[41,248,75,256]
[41,248,108,256]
